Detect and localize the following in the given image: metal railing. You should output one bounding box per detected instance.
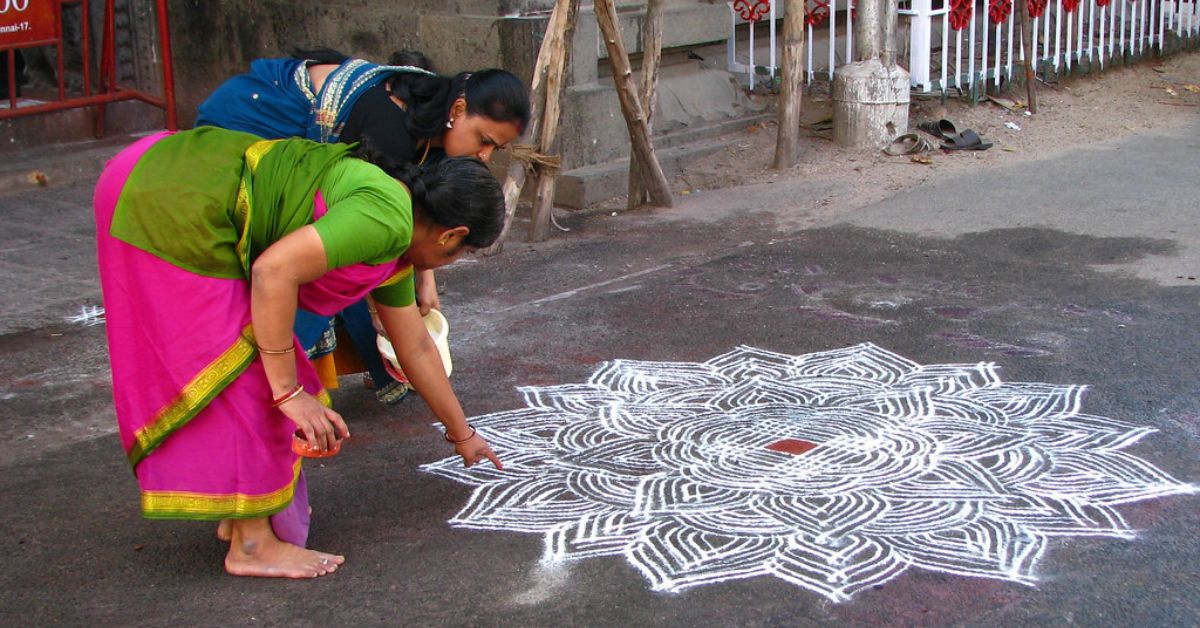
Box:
[1,0,176,134]
[726,0,1198,95]
[903,0,1200,94]
[727,0,858,87]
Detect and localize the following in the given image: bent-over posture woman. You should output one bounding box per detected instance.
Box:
[95,126,503,578]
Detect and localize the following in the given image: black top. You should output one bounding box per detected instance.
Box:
[339,83,420,165]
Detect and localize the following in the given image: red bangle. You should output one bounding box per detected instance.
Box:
[444,424,477,444]
[271,384,304,407]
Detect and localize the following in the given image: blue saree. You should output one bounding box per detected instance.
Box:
[196,57,432,144]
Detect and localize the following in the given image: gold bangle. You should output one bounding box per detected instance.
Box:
[257,344,296,355]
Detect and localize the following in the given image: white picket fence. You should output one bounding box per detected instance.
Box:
[726,0,1200,93]
[727,0,857,85]
[905,0,1200,93]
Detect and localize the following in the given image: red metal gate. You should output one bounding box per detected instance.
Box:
[1,0,176,134]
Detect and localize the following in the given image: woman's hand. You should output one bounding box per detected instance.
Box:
[455,433,503,469]
[415,269,440,316]
[279,392,350,452]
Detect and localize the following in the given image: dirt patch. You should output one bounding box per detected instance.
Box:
[590,51,1200,218]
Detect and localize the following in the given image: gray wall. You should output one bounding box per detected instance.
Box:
[166,0,558,127]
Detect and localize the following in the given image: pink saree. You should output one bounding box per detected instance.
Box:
[95,131,405,546]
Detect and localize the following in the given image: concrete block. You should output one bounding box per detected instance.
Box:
[571,8,602,85]
[832,59,910,150]
[556,138,728,208]
[592,3,730,60]
[558,64,763,170]
[0,100,165,155]
[555,113,772,208]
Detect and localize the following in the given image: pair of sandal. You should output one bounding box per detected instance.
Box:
[918,119,993,151]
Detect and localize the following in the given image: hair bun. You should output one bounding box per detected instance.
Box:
[409,175,428,200]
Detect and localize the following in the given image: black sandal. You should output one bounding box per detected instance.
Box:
[940,129,993,151]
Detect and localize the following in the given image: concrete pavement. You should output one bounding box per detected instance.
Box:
[1,122,1198,626]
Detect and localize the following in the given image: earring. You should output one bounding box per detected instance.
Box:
[446,119,453,129]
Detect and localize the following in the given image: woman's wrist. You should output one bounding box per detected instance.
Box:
[271,383,305,407]
[268,378,300,397]
[444,423,476,444]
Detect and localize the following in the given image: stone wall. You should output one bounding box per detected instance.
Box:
[166,0,574,125]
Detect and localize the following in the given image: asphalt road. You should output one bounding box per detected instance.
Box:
[1,123,1197,627]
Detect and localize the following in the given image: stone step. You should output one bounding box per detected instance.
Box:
[1,98,166,154]
[555,112,773,209]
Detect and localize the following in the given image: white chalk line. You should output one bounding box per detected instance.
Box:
[500,264,674,312]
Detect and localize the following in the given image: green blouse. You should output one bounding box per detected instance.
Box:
[312,158,416,307]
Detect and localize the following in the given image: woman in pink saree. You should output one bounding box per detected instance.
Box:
[95,126,503,578]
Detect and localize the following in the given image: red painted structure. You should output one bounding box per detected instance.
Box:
[0,0,176,135]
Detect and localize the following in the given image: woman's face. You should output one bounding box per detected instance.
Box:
[442,98,522,162]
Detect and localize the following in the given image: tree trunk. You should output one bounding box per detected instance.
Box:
[594,0,674,208]
[772,0,806,169]
[482,0,572,255]
[627,0,664,210]
[529,0,582,242]
[1018,0,1039,114]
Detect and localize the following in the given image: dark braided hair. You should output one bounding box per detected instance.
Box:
[386,72,452,139]
[447,69,531,134]
[352,141,505,248]
[390,68,532,140]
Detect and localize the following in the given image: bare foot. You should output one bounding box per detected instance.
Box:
[223,518,344,579]
[216,519,232,542]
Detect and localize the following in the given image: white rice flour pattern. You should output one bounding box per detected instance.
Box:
[421,344,1195,602]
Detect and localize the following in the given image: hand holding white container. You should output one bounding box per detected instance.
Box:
[376,309,453,382]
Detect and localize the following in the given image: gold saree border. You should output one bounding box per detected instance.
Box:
[376,265,414,288]
[127,325,257,467]
[141,459,303,520]
[235,139,283,273]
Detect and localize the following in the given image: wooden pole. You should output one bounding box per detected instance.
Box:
[1018,0,1039,114]
[529,0,582,242]
[482,0,572,255]
[595,0,674,208]
[627,0,664,210]
[772,0,806,169]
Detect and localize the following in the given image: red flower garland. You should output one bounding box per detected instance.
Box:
[950,0,974,30]
[1063,0,1080,11]
[1027,0,1048,17]
[989,0,1013,23]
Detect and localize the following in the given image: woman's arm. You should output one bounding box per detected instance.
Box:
[250,225,350,452]
[375,302,502,469]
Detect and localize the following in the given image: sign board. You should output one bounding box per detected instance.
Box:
[0,1,57,48]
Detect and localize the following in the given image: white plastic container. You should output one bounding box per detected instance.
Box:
[375,309,453,381]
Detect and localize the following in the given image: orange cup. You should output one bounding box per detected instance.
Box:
[291,431,343,458]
